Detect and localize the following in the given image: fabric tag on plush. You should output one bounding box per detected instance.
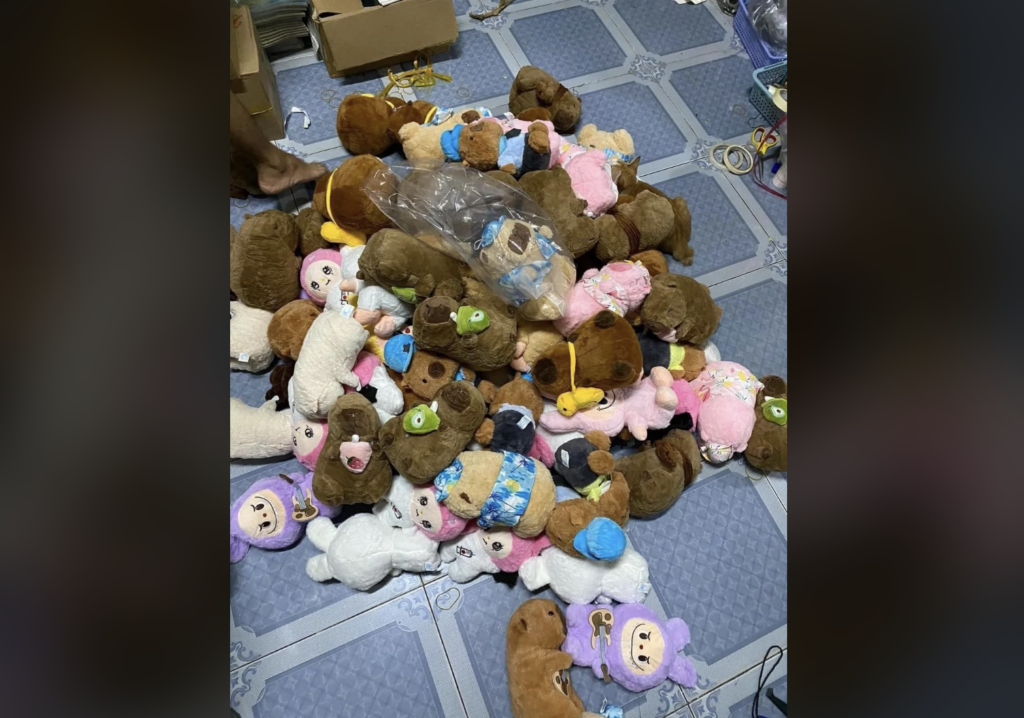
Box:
[639,582,652,594]
[339,304,355,318]
[517,415,531,430]
[237,352,250,363]
[560,449,569,467]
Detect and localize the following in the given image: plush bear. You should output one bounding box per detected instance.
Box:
[555,261,652,337]
[312,155,390,240]
[691,361,763,463]
[435,449,556,538]
[299,247,343,306]
[556,144,618,218]
[615,157,694,265]
[507,599,613,718]
[412,282,519,371]
[229,471,341,563]
[230,210,302,312]
[641,273,722,346]
[266,360,294,410]
[744,375,787,473]
[519,545,651,605]
[545,432,631,561]
[396,107,493,161]
[592,191,676,264]
[512,319,564,373]
[230,397,292,460]
[311,392,392,506]
[357,228,467,303]
[402,350,476,403]
[439,524,551,583]
[295,207,331,256]
[230,301,274,372]
[615,429,702,517]
[304,511,439,591]
[635,329,707,383]
[481,116,563,175]
[518,167,599,259]
[267,299,321,361]
[533,310,643,401]
[291,286,371,418]
[335,93,412,157]
[563,603,697,691]
[508,66,582,134]
[576,124,635,165]
[379,380,487,484]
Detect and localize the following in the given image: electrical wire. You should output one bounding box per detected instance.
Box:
[751,645,784,718]
[751,112,788,200]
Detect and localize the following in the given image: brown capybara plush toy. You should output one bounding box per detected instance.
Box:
[508,66,582,135]
[532,310,643,400]
[378,380,486,484]
[518,167,599,258]
[641,273,722,346]
[413,278,519,371]
[230,210,301,312]
[295,207,330,256]
[615,157,694,265]
[616,429,702,517]
[745,375,788,474]
[402,350,476,403]
[357,229,467,303]
[387,99,437,144]
[335,93,408,157]
[311,155,391,239]
[267,299,322,361]
[546,431,631,559]
[512,319,565,374]
[312,392,393,507]
[265,360,295,411]
[592,191,675,264]
[507,599,601,718]
[515,106,553,124]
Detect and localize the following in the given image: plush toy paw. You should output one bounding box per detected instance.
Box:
[374,315,398,338]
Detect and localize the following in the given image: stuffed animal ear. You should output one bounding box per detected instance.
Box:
[229,536,249,563]
[577,124,596,144]
[654,440,678,468]
[761,375,787,396]
[612,129,635,154]
[668,654,698,688]
[583,430,611,452]
[587,450,616,476]
[665,617,691,648]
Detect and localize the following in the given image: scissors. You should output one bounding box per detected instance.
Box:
[750,127,779,155]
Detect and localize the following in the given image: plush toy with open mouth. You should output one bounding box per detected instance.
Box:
[312,392,392,507]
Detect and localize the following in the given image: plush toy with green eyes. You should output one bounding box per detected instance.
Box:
[746,376,788,474]
[762,396,787,425]
[450,305,490,335]
[403,401,441,434]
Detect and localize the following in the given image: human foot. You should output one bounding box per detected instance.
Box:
[257,151,328,195]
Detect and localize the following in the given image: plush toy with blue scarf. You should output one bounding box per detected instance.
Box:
[475,216,559,305]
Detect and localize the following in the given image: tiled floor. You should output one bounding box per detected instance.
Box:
[231,2,786,716]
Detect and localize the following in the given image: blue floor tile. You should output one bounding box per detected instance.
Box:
[579,81,688,164]
[739,172,787,237]
[510,7,626,81]
[652,172,759,277]
[670,55,760,141]
[275,63,382,146]
[453,0,472,17]
[230,362,277,408]
[710,278,788,380]
[614,0,726,56]
[405,28,516,108]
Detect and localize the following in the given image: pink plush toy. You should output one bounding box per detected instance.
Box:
[291,410,327,471]
[300,248,344,306]
[556,144,618,217]
[671,376,702,428]
[540,367,678,440]
[554,261,652,336]
[691,361,764,463]
[439,522,552,583]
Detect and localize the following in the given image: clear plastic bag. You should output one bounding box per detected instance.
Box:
[363,159,576,321]
[748,0,787,56]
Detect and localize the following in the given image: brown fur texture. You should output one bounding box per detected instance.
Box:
[312,155,391,235]
[513,319,565,373]
[229,210,301,312]
[387,100,436,143]
[378,381,486,484]
[593,191,675,263]
[397,108,484,161]
[641,273,723,345]
[616,157,694,265]
[230,224,238,253]
[335,94,407,156]
[520,252,577,321]
[486,169,522,191]
[266,360,295,410]
[616,429,702,517]
[402,350,476,402]
[267,299,322,361]
[676,343,707,381]
[518,167,599,258]
[509,66,582,134]
[507,599,594,718]
[412,279,519,371]
[630,249,668,276]
[745,376,787,473]
[546,452,630,558]
[312,393,393,506]
[441,450,555,537]
[515,107,552,124]
[458,120,507,171]
[295,207,330,256]
[532,310,643,399]
[474,373,544,445]
[357,229,467,301]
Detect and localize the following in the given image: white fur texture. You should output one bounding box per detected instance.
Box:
[519,546,651,605]
[439,530,498,583]
[340,245,367,293]
[230,301,274,372]
[229,397,291,459]
[368,365,405,425]
[371,474,416,529]
[292,286,370,418]
[703,340,721,363]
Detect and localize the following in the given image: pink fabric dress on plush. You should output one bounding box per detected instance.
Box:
[557,144,618,217]
[554,261,652,336]
[690,361,763,463]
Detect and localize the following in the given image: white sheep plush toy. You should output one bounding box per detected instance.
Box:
[518,545,651,605]
[230,301,275,372]
[304,475,441,591]
[292,284,370,418]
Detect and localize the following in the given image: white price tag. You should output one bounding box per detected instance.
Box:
[560,449,569,467]
[238,352,250,363]
[518,415,531,430]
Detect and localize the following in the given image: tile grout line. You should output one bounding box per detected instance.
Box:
[684,647,788,707]
[426,592,473,718]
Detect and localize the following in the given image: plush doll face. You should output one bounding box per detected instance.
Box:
[763,397,787,425]
[236,488,288,540]
[312,392,391,506]
[411,485,444,534]
[291,411,327,470]
[301,248,343,305]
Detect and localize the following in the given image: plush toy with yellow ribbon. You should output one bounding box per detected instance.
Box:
[319,169,368,247]
[556,342,604,416]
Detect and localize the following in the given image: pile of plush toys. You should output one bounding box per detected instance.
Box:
[230,66,788,718]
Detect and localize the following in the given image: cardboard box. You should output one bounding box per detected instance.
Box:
[312,0,458,78]
[230,6,286,140]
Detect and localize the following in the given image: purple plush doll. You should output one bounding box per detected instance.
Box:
[562,603,697,692]
[229,471,342,563]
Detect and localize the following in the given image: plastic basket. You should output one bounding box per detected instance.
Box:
[734,0,786,69]
[749,60,786,126]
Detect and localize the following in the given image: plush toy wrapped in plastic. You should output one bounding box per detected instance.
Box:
[364,160,576,321]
